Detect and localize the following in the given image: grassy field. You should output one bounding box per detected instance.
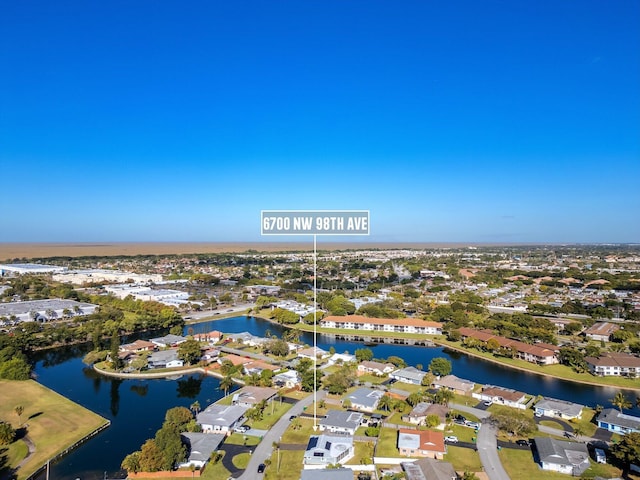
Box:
[263,450,305,480]
[246,401,292,430]
[375,427,399,457]
[0,380,109,480]
[443,445,483,472]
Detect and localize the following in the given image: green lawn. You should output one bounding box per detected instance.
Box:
[443,445,483,472]
[232,452,251,469]
[345,441,375,465]
[263,450,305,480]
[498,448,623,480]
[280,417,315,444]
[224,433,260,447]
[357,374,388,385]
[0,380,109,480]
[200,452,230,480]
[247,401,292,430]
[375,427,399,457]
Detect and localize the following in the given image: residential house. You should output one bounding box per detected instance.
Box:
[328,353,356,365]
[390,367,427,385]
[397,428,446,459]
[402,402,448,428]
[321,315,442,335]
[584,322,620,342]
[585,352,640,377]
[473,386,527,409]
[119,339,156,354]
[303,434,354,465]
[193,330,223,344]
[150,334,188,348]
[319,410,364,435]
[298,346,330,361]
[226,332,269,347]
[596,408,640,434]
[232,386,277,408]
[534,397,583,421]
[147,349,184,369]
[178,432,225,469]
[217,354,252,368]
[196,404,248,434]
[344,387,385,412]
[432,375,474,396]
[534,437,590,476]
[401,458,458,480]
[200,347,220,363]
[357,360,395,376]
[243,359,280,376]
[300,469,354,480]
[273,369,302,389]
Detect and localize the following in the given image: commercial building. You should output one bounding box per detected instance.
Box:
[584,322,620,342]
[0,299,98,323]
[53,269,162,285]
[0,263,67,275]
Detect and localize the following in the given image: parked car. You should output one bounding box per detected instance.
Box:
[455,414,466,422]
[289,415,297,421]
[465,421,481,429]
[515,439,530,447]
[257,463,266,473]
[234,425,250,433]
[534,411,543,418]
[483,401,493,406]
[444,436,459,443]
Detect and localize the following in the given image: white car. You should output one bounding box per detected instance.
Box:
[483,401,493,407]
[234,425,250,433]
[444,435,459,443]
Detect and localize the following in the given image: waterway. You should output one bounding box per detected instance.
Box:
[32,316,639,480]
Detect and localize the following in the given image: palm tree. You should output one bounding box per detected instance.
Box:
[611,391,632,413]
[190,401,200,416]
[378,394,392,412]
[219,375,234,397]
[15,406,24,426]
[573,426,585,440]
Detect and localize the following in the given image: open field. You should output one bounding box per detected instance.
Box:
[0,241,532,261]
[0,380,109,480]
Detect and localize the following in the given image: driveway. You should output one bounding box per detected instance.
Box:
[236,390,327,480]
[476,422,511,480]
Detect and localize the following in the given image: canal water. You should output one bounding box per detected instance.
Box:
[32,316,639,480]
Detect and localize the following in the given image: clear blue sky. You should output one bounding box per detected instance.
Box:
[1,1,638,243]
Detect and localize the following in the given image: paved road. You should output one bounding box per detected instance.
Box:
[236,389,327,480]
[184,303,254,321]
[477,422,511,480]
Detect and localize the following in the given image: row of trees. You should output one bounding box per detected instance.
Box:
[121,407,199,473]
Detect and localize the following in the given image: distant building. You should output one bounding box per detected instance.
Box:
[534,397,583,421]
[193,330,223,344]
[119,340,156,354]
[0,263,67,275]
[327,352,356,365]
[584,322,620,342]
[585,352,640,377]
[596,409,640,434]
[272,369,302,389]
[303,434,354,466]
[458,327,559,365]
[321,315,442,335]
[0,299,98,323]
[298,346,330,360]
[534,437,590,476]
[53,269,161,285]
[397,428,446,459]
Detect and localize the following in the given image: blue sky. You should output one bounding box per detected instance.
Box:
[1,1,638,243]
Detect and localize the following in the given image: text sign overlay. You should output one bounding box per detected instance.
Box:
[261,210,370,236]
